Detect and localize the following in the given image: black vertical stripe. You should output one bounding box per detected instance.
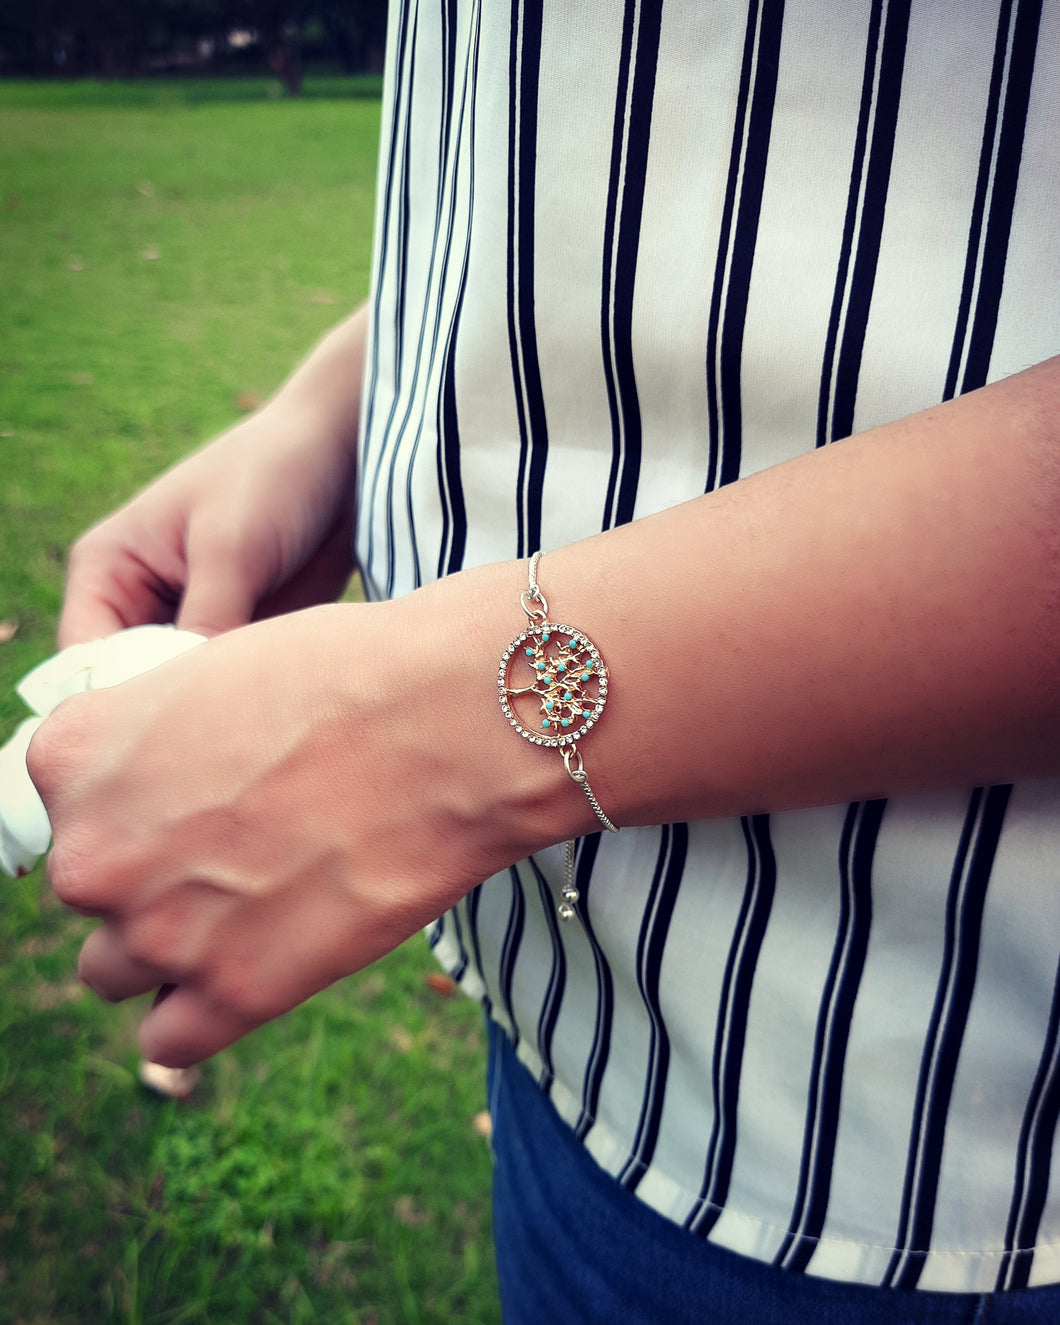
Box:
[363,0,477,596]
[497,865,528,1049]
[687,814,776,1238]
[379,0,464,596]
[599,0,664,532]
[997,951,1060,1291]
[463,882,493,1021]
[438,0,458,178]
[361,0,417,593]
[402,0,479,589]
[364,1,461,595]
[527,855,569,1094]
[816,0,911,447]
[703,0,786,493]
[884,784,1013,1290]
[435,299,470,576]
[427,903,470,983]
[619,823,689,1191]
[435,0,482,579]
[376,20,421,596]
[572,833,616,1143]
[507,0,548,558]
[776,799,885,1273]
[944,0,1043,400]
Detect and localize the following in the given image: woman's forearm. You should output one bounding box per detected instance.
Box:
[451,355,1060,841]
[33,356,1060,1065]
[265,302,369,453]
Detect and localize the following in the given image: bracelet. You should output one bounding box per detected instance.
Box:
[498,551,618,920]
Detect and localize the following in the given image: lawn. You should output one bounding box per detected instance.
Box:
[0,77,500,1325]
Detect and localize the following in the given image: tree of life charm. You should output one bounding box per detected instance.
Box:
[500,552,618,922]
[498,624,608,748]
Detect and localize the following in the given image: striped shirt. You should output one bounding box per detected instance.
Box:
[355,0,1060,1292]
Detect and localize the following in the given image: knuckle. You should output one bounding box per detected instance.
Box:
[79,953,124,1004]
[120,923,160,971]
[65,524,125,586]
[212,966,279,1024]
[26,694,96,799]
[119,905,184,973]
[24,712,63,800]
[45,835,98,908]
[67,526,104,566]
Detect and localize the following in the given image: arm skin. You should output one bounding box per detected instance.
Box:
[28,354,1060,1068]
[540,352,1060,828]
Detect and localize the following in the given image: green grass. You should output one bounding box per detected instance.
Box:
[0,79,500,1324]
[0,75,386,110]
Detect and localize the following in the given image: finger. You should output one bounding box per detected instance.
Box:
[255,509,356,619]
[138,984,258,1068]
[58,544,179,649]
[78,921,169,1002]
[176,550,264,637]
[57,594,130,651]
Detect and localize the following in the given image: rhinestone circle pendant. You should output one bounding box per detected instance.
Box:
[498,622,609,745]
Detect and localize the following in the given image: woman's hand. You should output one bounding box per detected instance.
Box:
[58,309,368,648]
[29,576,570,1068]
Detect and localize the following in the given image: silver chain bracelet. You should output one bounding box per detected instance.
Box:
[498,551,619,920]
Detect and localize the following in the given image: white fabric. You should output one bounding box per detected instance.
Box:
[0,627,205,877]
[356,0,1060,1291]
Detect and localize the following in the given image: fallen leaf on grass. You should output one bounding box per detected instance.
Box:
[6,194,20,209]
[472,1110,493,1139]
[388,1024,414,1054]
[393,1195,430,1227]
[139,1060,202,1099]
[426,972,458,997]
[236,391,262,413]
[357,971,386,998]
[0,620,17,643]
[20,933,67,958]
[311,290,337,305]
[137,181,156,198]
[141,244,161,261]
[70,371,93,386]
[66,256,84,272]
[32,980,85,1011]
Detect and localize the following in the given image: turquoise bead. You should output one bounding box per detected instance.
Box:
[542,719,551,728]
[561,718,571,727]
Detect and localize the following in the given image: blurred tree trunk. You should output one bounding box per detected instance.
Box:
[264,18,302,95]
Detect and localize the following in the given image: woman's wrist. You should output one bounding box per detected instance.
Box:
[392,562,607,878]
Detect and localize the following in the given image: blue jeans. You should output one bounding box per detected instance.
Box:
[486,1019,1060,1324]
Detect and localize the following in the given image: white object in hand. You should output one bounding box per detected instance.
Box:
[0,625,206,877]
